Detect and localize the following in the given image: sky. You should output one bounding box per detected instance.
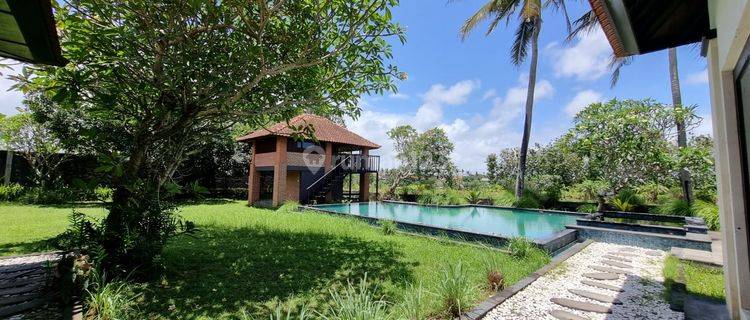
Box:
[344,1,713,172]
[0,1,713,173]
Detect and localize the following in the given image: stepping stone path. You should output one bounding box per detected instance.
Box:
[601,259,632,269]
[484,243,682,320]
[568,289,622,305]
[609,251,638,258]
[549,309,590,320]
[581,279,624,292]
[602,254,632,262]
[582,272,619,280]
[589,265,631,275]
[550,298,612,314]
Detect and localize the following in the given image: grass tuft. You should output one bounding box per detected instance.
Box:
[434,262,477,317]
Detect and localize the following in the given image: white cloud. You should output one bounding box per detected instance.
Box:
[388,92,410,99]
[346,76,555,172]
[0,62,24,116]
[685,69,708,85]
[414,80,480,130]
[551,28,613,81]
[564,90,603,117]
[481,89,497,101]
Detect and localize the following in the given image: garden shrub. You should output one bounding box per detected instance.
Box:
[0,183,25,202]
[526,174,562,208]
[614,188,645,207]
[692,200,720,230]
[562,180,610,201]
[513,190,541,209]
[652,198,693,216]
[20,187,76,204]
[576,203,598,213]
[379,220,397,235]
[507,237,536,258]
[635,182,670,204]
[321,275,390,320]
[465,190,482,204]
[434,262,476,317]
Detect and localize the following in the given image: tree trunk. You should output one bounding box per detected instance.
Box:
[668,47,693,204]
[514,18,541,200]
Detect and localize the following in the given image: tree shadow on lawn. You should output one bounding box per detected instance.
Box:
[0,239,56,256]
[139,225,416,318]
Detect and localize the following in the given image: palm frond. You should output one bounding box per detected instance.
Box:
[546,0,571,34]
[460,0,521,40]
[609,55,633,87]
[511,20,536,65]
[565,10,598,43]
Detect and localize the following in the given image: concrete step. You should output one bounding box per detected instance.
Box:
[569,289,622,304]
[551,298,612,314]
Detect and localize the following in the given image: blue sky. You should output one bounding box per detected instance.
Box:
[0,1,712,172]
[345,0,712,172]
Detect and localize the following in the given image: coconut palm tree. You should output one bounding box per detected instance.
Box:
[459,0,570,200]
[569,11,693,204]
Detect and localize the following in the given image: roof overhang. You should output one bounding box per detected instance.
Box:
[0,0,66,66]
[589,0,710,57]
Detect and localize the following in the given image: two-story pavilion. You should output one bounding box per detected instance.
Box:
[236,114,380,207]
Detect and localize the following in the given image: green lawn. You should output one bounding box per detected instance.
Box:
[0,201,548,319]
[664,255,726,301]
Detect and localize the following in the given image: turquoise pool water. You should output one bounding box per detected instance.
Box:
[311,202,579,240]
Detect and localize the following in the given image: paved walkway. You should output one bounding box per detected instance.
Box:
[484,242,682,320]
[0,252,62,319]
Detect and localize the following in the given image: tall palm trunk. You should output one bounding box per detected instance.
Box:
[515,18,541,200]
[668,47,692,204]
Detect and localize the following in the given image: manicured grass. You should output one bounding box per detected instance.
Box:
[0,203,107,256]
[663,255,726,301]
[0,200,549,319]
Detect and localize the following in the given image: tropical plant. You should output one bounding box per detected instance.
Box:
[0,183,24,202]
[84,271,138,320]
[693,200,720,230]
[321,275,391,320]
[481,254,505,291]
[17,0,403,274]
[466,190,483,204]
[507,237,536,258]
[460,0,572,201]
[486,154,499,183]
[610,198,634,212]
[396,282,430,320]
[434,262,476,317]
[652,198,693,216]
[564,180,610,201]
[514,190,541,209]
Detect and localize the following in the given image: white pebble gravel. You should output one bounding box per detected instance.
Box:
[483,242,683,320]
[0,252,62,266]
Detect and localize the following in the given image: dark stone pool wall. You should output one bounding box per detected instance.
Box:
[300,203,581,253]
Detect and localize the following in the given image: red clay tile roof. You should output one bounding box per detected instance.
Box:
[236,114,380,149]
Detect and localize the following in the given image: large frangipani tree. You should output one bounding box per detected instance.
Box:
[459,0,571,201]
[15,0,404,272]
[569,10,694,203]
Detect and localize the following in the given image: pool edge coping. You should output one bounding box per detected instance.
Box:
[461,239,595,320]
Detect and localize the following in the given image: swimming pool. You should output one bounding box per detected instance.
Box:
[309,201,580,241]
